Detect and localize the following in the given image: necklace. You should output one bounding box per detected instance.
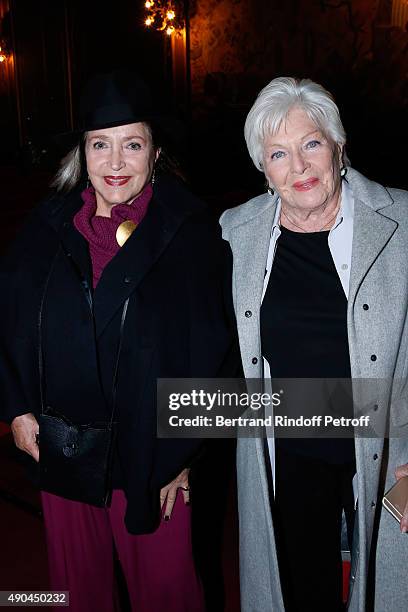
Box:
[281,207,339,233]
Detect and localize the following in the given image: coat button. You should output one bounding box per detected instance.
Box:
[370,354,377,361]
[245,310,252,318]
[371,501,376,508]
[373,404,379,412]
[363,304,369,310]
[252,357,258,364]
[373,453,378,460]
[124,276,132,284]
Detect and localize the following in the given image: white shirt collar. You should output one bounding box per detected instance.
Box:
[332,178,354,231]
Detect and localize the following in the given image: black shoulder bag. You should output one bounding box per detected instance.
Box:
[37,250,129,507]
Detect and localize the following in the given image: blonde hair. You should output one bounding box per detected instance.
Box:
[50,142,84,192]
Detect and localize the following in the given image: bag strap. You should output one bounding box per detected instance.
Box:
[110,297,129,426]
[38,249,129,424]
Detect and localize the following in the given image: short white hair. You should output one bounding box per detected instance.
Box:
[244,77,348,171]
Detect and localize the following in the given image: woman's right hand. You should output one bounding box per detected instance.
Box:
[10,413,39,462]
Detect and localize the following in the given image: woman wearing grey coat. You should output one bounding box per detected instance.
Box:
[220,77,408,611]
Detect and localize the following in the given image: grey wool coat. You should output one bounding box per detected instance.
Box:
[220,168,408,612]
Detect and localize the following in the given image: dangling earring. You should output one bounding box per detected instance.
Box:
[86,176,90,189]
[264,177,274,195]
[340,166,347,178]
[151,167,156,186]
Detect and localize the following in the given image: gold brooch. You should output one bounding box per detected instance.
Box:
[116,220,137,247]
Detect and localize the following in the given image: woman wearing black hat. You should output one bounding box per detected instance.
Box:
[0,71,237,612]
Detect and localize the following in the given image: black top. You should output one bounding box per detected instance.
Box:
[261,226,355,464]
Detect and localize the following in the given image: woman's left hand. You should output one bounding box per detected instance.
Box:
[160,468,190,521]
[395,463,408,533]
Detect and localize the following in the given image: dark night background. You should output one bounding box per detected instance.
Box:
[0,1,407,609]
[0,0,407,249]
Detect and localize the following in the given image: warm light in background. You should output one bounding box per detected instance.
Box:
[143,1,184,37]
[0,43,8,63]
[392,0,408,27]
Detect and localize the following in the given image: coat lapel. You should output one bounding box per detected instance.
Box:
[93,193,192,338]
[231,199,277,312]
[347,171,398,307]
[41,186,93,297]
[59,220,93,285]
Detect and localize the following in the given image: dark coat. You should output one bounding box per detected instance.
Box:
[0,174,238,534]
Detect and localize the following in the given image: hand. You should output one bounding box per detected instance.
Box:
[395,463,408,533]
[10,413,39,463]
[159,468,190,521]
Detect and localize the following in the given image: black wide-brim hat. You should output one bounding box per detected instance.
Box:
[55,69,183,152]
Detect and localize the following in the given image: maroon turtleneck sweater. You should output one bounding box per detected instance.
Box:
[73,184,153,287]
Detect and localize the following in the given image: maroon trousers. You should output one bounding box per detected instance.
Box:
[41,490,204,612]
